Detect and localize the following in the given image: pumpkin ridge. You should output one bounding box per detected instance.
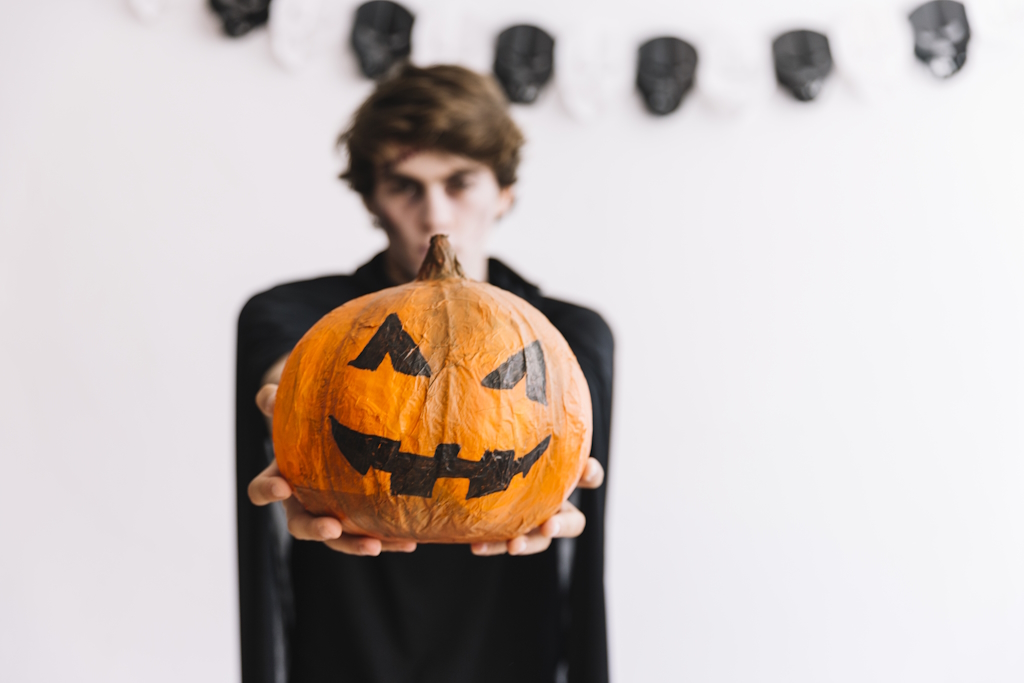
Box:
[440,279,457,459]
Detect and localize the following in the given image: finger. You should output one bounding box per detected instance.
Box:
[470,541,508,556]
[248,461,292,505]
[256,383,278,419]
[576,458,605,489]
[283,497,342,541]
[508,502,588,557]
[508,531,553,556]
[324,535,383,556]
[540,501,586,539]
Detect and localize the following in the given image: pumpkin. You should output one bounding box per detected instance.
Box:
[273,235,593,542]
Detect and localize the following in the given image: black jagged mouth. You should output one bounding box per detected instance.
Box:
[328,416,551,500]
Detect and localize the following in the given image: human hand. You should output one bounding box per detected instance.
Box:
[249,382,417,556]
[470,456,605,557]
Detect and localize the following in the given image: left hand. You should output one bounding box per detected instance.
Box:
[470,457,605,557]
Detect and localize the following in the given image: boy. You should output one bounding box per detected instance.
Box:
[238,64,613,683]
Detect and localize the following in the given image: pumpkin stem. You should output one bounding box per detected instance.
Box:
[416,235,466,281]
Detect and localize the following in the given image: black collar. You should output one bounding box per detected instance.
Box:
[487,257,543,308]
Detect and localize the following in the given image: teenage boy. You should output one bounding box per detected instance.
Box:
[238,64,613,683]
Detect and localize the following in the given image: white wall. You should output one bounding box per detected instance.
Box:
[2,1,1022,681]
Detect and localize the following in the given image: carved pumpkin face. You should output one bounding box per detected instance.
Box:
[273,236,593,542]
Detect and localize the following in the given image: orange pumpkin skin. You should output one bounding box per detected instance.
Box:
[273,236,593,543]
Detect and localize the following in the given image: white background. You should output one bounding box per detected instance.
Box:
[2,0,1023,681]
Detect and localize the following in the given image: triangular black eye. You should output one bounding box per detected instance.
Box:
[348,313,431,377]
[481,340,546,405]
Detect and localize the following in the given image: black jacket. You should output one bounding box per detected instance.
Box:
[236,253,614,682]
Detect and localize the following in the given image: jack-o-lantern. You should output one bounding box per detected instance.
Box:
[273,236,593,542]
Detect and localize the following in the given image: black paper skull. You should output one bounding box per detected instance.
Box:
[773,30,833,101]
[909,0,970,78]
[351,0,414,80]
[494,25,555,104]
[636,36,698,116]
[209,0,270,38]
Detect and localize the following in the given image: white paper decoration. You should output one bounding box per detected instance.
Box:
[128,0,166,23]
[831,4,909,98]
[270,0,327,70]
[557,24,620,122]
[698,30,774,117]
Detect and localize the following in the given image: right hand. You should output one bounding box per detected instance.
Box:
[249,382,417,556]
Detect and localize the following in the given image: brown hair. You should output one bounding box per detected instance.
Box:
[338,64,524,200]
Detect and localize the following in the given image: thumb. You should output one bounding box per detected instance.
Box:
[256,383,278,420]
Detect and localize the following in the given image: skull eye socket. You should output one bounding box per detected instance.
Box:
[348,313,431,377]
[481,340,547,405]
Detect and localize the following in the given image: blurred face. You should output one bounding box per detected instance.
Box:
[368,146,514,283]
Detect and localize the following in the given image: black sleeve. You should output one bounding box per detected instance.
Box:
[236,286,335,683]
[544,301,615,683]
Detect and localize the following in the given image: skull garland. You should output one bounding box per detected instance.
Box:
[494,25,556,104]
[909,0,970,78]
[773,30,833,101]
[636,36,699,115]
[351,0,415,80]
[273,236,593,543]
